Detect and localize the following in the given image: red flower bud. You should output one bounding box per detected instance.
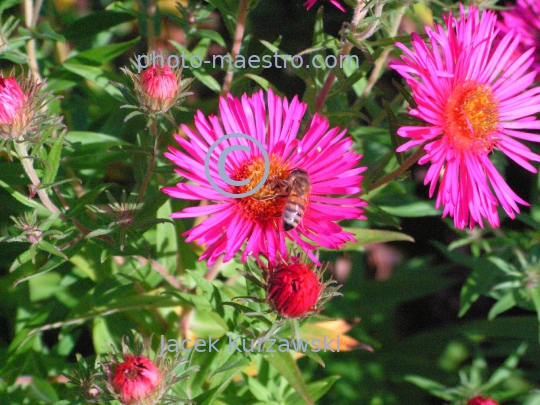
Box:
[112,355,161,405]
[467,396,499,405]
[140,65,178,101]
[0,77,25,125]
[267,261,321,318]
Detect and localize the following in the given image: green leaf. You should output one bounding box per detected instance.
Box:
[62,11,135,40]
[382,99,404,164]
[64,183,112,218]
[0,0,22,12]
[42,132,65,185]
[64,38,140,66]
[0,178,41,209]
[192,29,226,47]
[286,376,340,405]
[27,377,59,403]
[266,351,314,405]
[169,41,222,93]
[37,240,68,260]
[156,200,178,275]
[404,376,454,400]
[209,352,251,380]
[342,227,414,249]
[62,63,122,99]
[379,201,441,217]
[487,293,517,320]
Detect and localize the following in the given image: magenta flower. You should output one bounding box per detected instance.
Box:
[162,89,366,265]
[498,0,540,80]
[390,4,540,230]
[0,77,25,126]
[304,0,345,12]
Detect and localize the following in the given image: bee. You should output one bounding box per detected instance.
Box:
[255,168,311,232]
[282,168,311,231]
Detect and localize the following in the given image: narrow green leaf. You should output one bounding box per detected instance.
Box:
[342,227,414,248]
[382,99,404,164]
[64,38,140,66]
[266,351,314,405]
[379,201,441,217]
[62,11,135,40]
[286,376,340,405]
[42,132,65,185]
[0,178,41,209]
[62,63,122,99]
[37,240,68,260]
[404,376,454,400]
[0,0,23,12]
[487,293,517,320]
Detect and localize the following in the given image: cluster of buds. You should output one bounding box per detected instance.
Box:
[114,51,193,125]
[66,333,198,405]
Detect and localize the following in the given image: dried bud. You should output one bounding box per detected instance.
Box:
[267,260,322,318]
[0,77,25,125]
[467,396,499,405]
[141,65,178,102]
[112,355,161,405]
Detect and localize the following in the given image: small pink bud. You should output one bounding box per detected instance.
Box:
[112,355,161,405]
[467,396,499,405]
[140,65,178,101]
[267,261,321,318]
[0,77,25,125]
[27,230,42,244]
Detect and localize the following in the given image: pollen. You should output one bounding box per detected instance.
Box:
[231,155,291,222]
[444,81,499,153]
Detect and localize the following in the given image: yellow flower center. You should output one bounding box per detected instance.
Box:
[231,155,291,222]
[444,81,499,153]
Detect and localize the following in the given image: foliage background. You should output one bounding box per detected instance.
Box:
[1,0,540,404]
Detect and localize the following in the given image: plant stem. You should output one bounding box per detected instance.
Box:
[24,0,42,81]
[315,0,368,112]
[221,0,248,96]
[15,141,62,215]
[361,5,406,97]
[136,120,158,205]
[146,0,157,50]
[367,145,426,192]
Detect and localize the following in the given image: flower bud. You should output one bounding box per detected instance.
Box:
[467,396,499,405]
[140,65,179,111]
[112,355,161,405]
[0,77,25,125]
[267,261,321,318]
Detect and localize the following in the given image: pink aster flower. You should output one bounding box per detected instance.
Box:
[0,77,25,125]
[162,89,366,265]
[390,4,540,230]
[498,0,540,80]
[304,0,345,12]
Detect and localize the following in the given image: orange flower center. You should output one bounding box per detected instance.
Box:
[231,155,291,222]
[444,81,499,153]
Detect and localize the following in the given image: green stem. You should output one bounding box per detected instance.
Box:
[136,120,158,205]
[16,141,62,216]
[315,0,368,112]
[222,0,249,96]
[367,145,426,192]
